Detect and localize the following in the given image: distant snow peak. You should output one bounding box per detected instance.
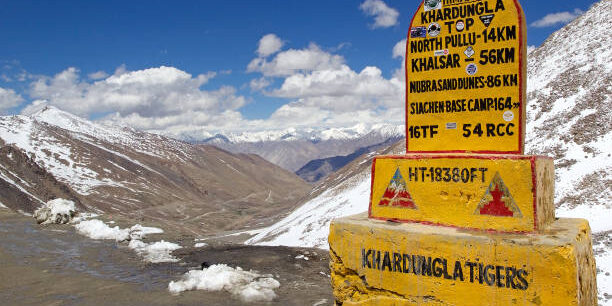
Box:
[202,123,404,144]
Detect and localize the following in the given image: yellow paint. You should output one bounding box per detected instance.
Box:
[369,154,554,232]
[329,213,597,305]
[406,0,527,153]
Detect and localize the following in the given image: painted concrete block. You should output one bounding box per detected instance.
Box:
[329,213,597,305]
[369,154,554,232]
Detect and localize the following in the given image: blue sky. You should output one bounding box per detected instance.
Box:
[0,0,599,138]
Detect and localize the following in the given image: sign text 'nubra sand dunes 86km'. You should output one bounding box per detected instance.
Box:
[328,0,598,304]
[406,0,527,154]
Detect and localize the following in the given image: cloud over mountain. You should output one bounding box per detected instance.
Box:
[24,66,248,134]
[13,31,405,141]
[531,9,584,28]
[247,35,404,132]
[0,88,24,113]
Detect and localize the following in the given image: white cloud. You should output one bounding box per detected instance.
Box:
[247,43,345,77]
[88,70,109,80]
[271,65,401,105]
[392,39,406,59]
[249,77,271,91]
[530,9,584,28]
[359,0,399,29]
[246,42,405,130]
[257,34,284,57]
[26,66,245,134]
[392,39,407,81]
[0,87,24,113]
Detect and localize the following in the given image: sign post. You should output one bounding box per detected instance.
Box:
[328,0,597,304]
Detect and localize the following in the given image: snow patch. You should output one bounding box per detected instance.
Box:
[74,219,163,242]
[33,198,76,225]
[74,219,176,263]
[70,212,99,223]
[75,219,131,241]
[194,242,208,248]
[0,201,7,209]
[246,172,372,249]
[128,239,181,263]
[128,224,165,240]
[557,204,612,233]
[168,264,280,303]
[295,254,309,261]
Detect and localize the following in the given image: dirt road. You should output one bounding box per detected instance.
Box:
[0,209,333,305]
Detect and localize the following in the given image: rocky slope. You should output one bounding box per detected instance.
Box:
[0,107,310,234]
[526,0,611,212]
[0,145,85,214]
[246,140,405,248]
[295,137,400,183]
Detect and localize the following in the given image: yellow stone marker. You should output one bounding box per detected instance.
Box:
[406,0,527,153]
[327,0,598,304]
[329,213,597,305]
[368,154,555,232]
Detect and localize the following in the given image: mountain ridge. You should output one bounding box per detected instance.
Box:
[0,106,311,235]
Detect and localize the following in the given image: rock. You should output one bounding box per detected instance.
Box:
[33,199,76,225]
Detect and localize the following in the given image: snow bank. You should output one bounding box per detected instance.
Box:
[295,254,309,261]
[168,264,280,302]
[0,201,7,209]
[128,239,181,263]
[70,212,99,223]
[75,219,131,241]
[74,219,178,263]
[74,219,163,242]
[556,204,612,233]
[128,224,165,240]
[33,199,76,224]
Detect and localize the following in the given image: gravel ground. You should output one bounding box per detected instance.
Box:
[0,209,333,306]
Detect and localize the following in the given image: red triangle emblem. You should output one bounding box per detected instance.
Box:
[475,172,522,217]
[378,168,417,209]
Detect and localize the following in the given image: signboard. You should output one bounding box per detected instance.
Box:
[329,214,597,305]
[368,155,554,232]
[405,0,527,153]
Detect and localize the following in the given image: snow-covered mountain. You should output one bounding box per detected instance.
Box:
[202,124,404,172]
[193,123,403,144]
[0,106,310,234]
[525,0,611,213]
[246,1,611,302]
